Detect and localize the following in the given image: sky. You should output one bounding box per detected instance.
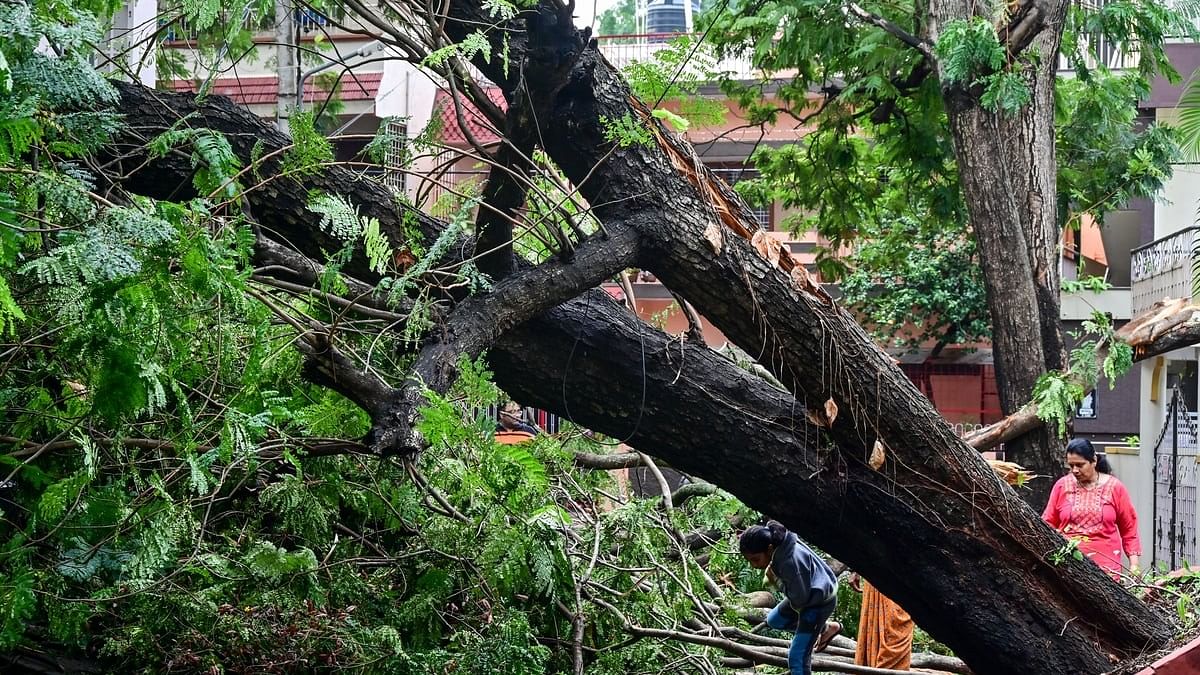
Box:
[577,0,623,29]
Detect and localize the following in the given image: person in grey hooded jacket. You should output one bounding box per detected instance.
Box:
[740,520,839,675]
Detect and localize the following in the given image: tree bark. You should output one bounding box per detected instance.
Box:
[492,291,1164,675]
[941,86,1062,505]
[105,72,1171,673]
[924,0,1071,507]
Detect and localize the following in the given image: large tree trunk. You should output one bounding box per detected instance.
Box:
[493,293,1161,675]
[437,4,1169,670]
[941,89,1063,505]
[107,63,1169,675]
[929,0,1072,506]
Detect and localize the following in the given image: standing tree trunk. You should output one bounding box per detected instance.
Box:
[930,0,1071,505]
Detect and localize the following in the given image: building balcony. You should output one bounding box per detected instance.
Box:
[1131,226,1198,317]
[161,8,346,43]
[1056,36,1140,72]
[594,33,759,80]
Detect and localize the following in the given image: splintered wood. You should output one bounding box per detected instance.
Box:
[1115,297,1200,357]
[634,95,832,304]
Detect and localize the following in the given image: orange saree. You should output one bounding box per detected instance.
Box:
[855,581,914,669]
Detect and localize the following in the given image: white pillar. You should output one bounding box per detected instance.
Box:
[127,0,158,86]
[275,0,299,132]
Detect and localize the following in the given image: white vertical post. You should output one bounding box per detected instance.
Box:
[127,0,158,86]
[275,0,299,132]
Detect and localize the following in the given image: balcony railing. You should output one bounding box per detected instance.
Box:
[1131,227,1199,316]
[1056,36,1140,72]
[161,8,342,42]
[595,33,760,81]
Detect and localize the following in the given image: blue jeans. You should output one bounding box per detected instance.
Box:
[765,598,837,675]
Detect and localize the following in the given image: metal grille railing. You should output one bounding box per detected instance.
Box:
[382,119,408,194]
[1131,227,1199,316]
[1154,387,1199,569]
[161,7,344,42]
[595,33,760,80]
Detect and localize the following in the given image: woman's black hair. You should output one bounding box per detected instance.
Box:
[739,520,788,554]
[1066,437,1112,475]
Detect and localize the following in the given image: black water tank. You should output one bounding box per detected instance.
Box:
[645,0,701,34]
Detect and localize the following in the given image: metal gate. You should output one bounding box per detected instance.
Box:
[1153,387,1199,569]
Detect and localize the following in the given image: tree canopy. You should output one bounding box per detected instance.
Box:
[706,0,1188,349]
[3,0,1200,673]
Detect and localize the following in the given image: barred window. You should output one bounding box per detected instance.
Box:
[708,166,771,229]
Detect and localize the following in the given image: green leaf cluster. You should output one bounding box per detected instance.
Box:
[705,0,1189,346]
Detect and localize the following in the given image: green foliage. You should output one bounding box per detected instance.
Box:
[839,221,990,350]
[260,475,333,543]
[1062,0,1200,83]
[245,541,319,579]
[623,35,727,129]
[0,2,1009,672]
[1180,74,1200,162]
[597,0,637,35]
[424,30,493,68]
[601,113,654,148]
[482,0,519,20]
[653,107,691,133]
[1033,372,1086,437]
[182,0,221,32]
[1061,275,1112,294]
[1057,74,1177,225]
[934,18,1007,86]
[1104,341,1134,387]
[1049,537,1086,565]
[148,124,243,198]
[364,115,410,164]
[21,203,176,285]
[36,472,90,525]
[311,192,367,242]
[979,69,1032,115]
[0,275,27,333]
[707,0,1189,347]
[0,566,35,649]
[282,110,334,177]
[310,193,396,275]
[517,150,602,264]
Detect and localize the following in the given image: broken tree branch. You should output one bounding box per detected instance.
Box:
[966,297,1200,452]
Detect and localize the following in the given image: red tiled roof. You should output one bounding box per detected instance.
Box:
[168,72,382,106]
[433,87,507,146]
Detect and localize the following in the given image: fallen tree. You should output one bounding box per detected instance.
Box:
[102,32,1173,670]
[0,0,1177,668]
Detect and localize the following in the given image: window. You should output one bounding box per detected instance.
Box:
[708,165,772,229]
[382,119,408,194]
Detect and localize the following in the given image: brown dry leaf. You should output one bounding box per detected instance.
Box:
[765,234,782,267]
[750,230,781,267]
[805,408,827,428]
[824,398,838,426]
[869,440,886,470]
[393,248,418,270]
[790,265,817,292]
[704,220,724,254]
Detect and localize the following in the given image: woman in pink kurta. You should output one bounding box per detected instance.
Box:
[1042,438,1141,577]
